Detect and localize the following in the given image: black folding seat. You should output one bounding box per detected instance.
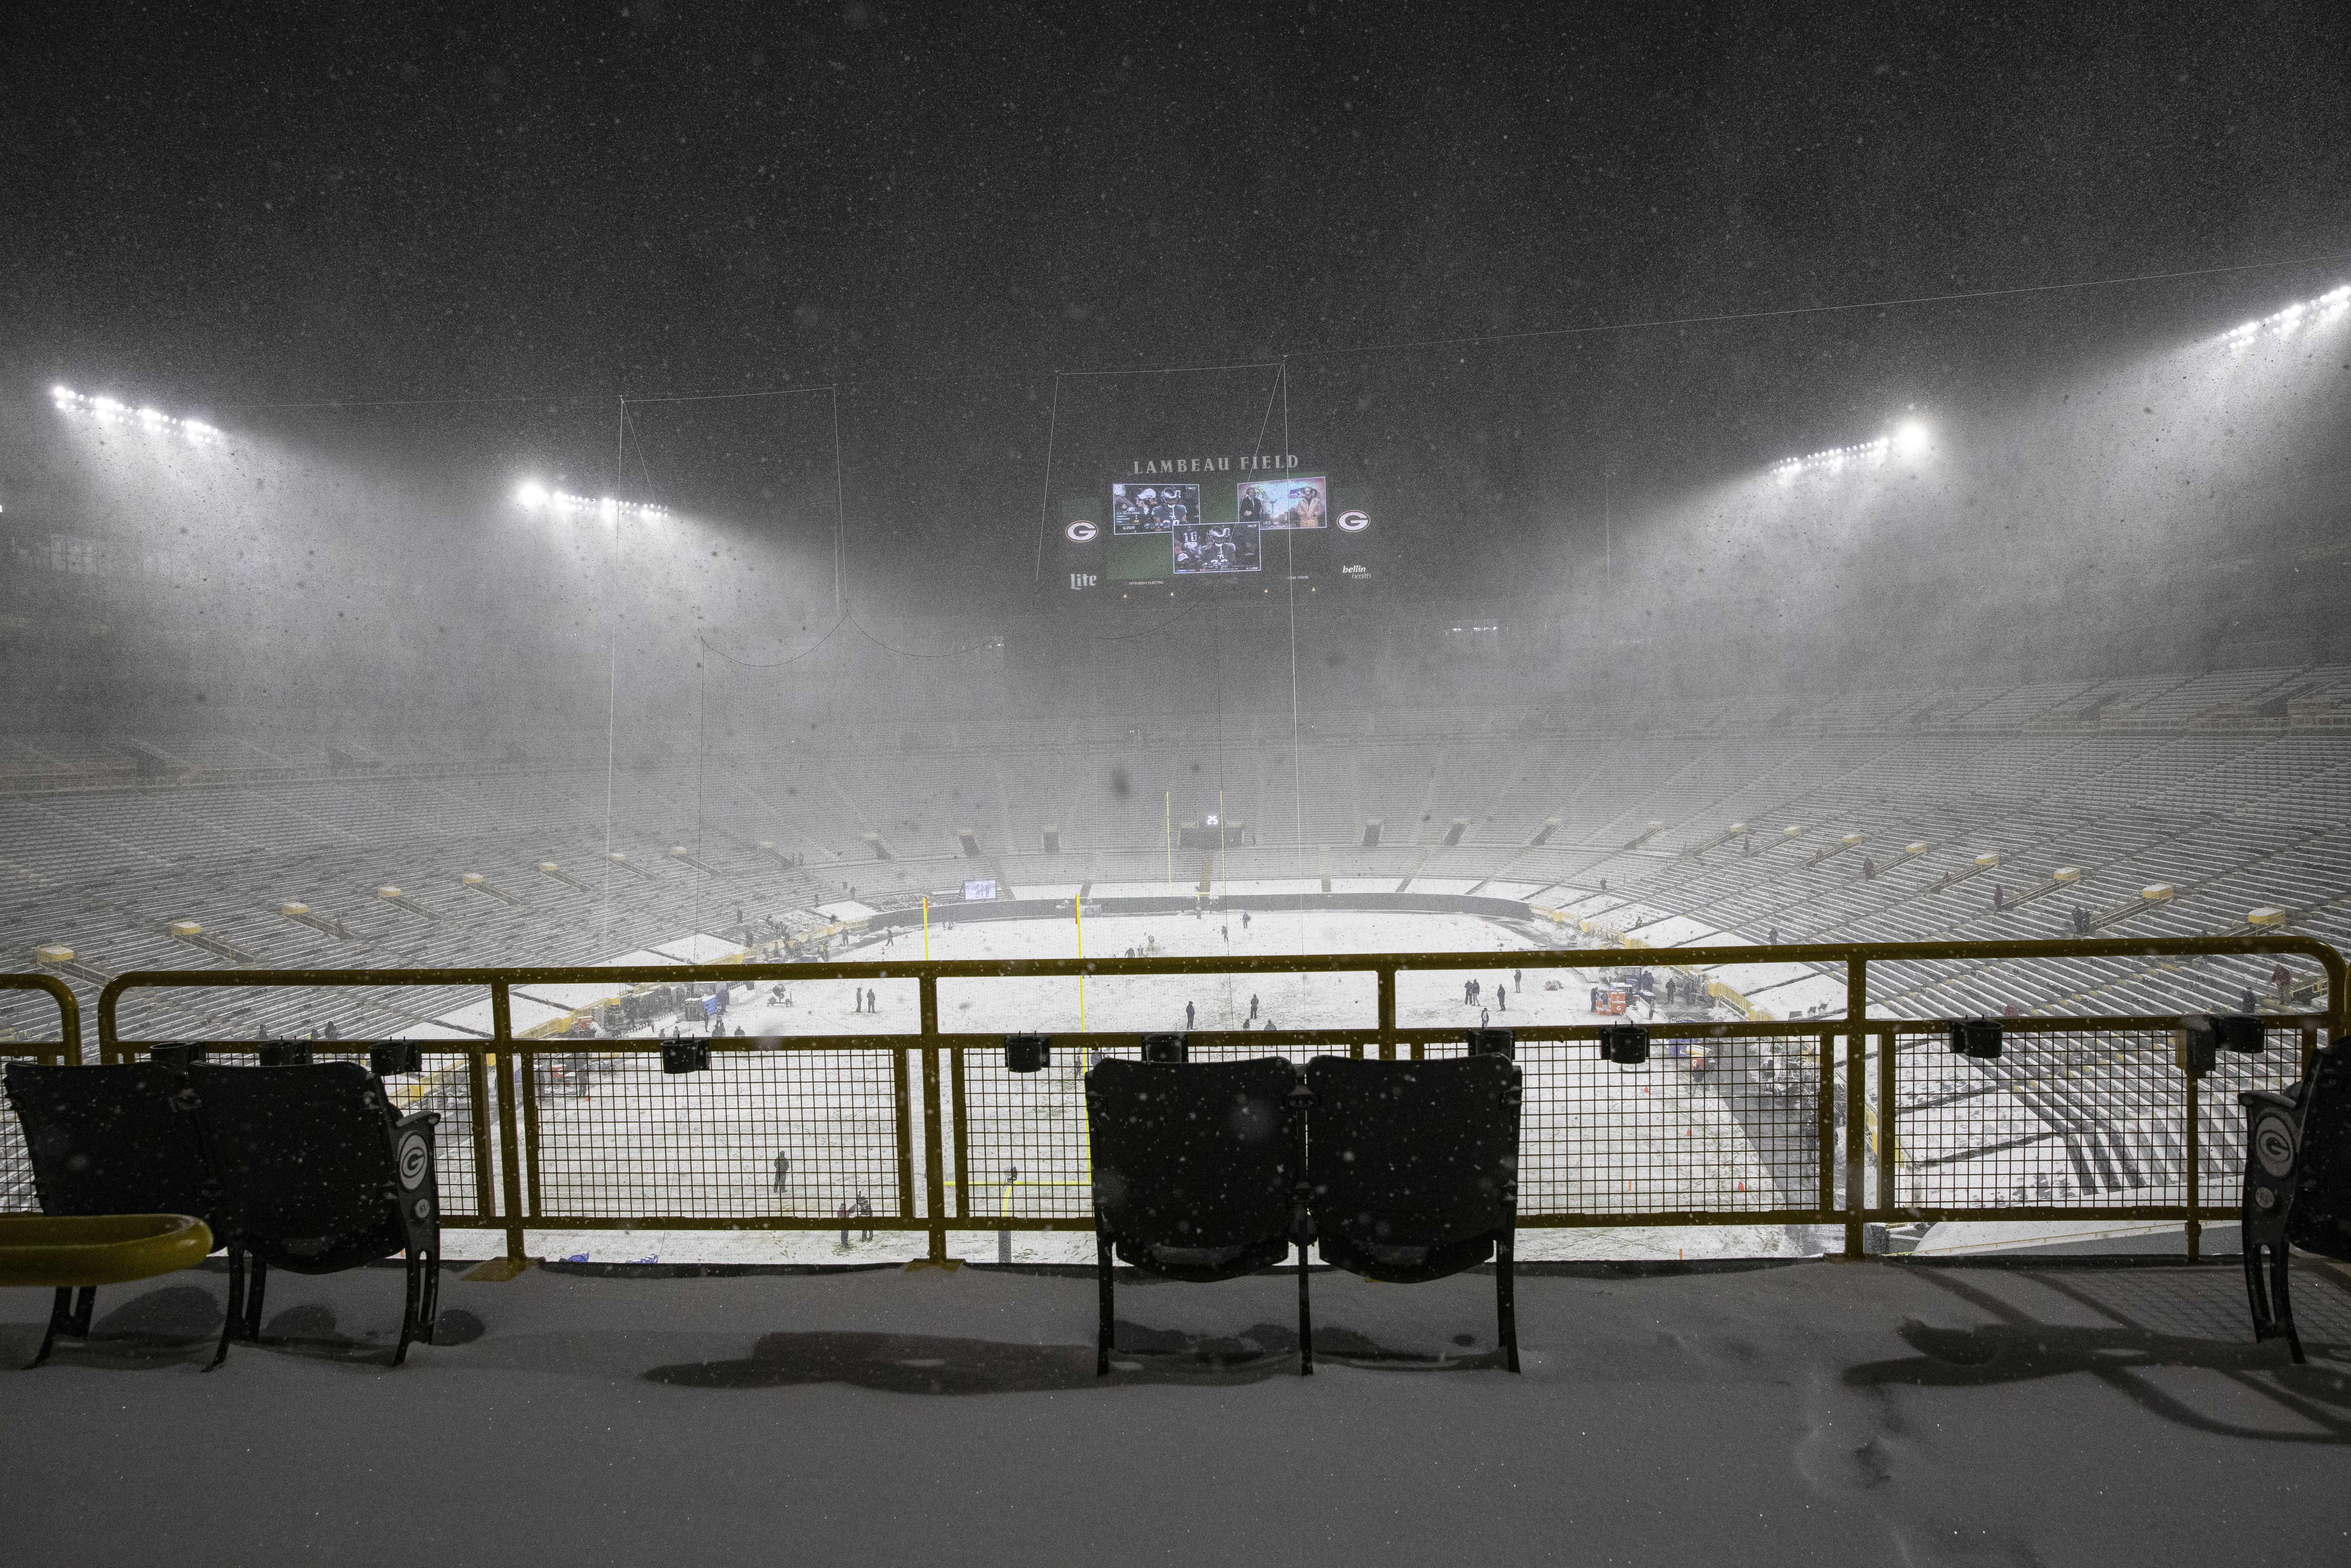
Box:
[1084,1055,1309,1375]
[4,1060,225,1366]
[1304,1053,1523,1371]
[2239,1036,2351,1364]
[187,1061,444,1366]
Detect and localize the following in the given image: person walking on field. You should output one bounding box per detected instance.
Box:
[1249,993,1259,1022]
[1185,1000,1195,1030]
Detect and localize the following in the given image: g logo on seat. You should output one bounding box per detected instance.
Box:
[2254,1113,2297,1180]
[398,1131,430,1190]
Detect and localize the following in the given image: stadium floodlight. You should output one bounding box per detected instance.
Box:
[51,386,225,446]
[2224,283,2351,346]
[514,479,668,522]
[1769,419,1930,480]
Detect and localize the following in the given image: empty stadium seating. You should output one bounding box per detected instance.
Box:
[1,663,2345,1052]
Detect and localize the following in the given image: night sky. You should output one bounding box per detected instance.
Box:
[7,0,2349,610]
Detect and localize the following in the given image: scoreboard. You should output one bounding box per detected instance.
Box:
[1056,453,1373,601]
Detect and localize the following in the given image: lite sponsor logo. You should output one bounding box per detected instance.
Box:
[1069,573,1098,590]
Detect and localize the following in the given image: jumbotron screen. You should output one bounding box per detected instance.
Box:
[1058,455,1372,601]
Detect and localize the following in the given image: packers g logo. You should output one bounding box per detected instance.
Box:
[398,1131,430,1189]
[1336,510,1369,532]
[2254,1113,2296,1179]
[1064,520,1099,542]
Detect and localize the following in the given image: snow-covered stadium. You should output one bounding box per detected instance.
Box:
[8,11,2351,1561]
[6,670,2342,1265]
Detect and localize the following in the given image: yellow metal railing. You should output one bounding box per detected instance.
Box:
[0,973,80,1064]
[5,935,2334,1266]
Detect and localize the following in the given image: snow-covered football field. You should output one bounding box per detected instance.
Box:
[458,907,1833,1266]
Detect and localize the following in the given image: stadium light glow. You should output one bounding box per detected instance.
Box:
[51,386,225,446]
[2223,283,2350,346]
[1770,418,1931,480]
[513,480,668,522]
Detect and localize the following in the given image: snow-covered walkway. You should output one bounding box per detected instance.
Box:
[4,1258,2342,1566]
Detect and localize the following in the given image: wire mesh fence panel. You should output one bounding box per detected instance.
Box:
[951,1037,1334,1225]
[955,1044,1095,1223]
[396,1051,484,1222]
[952,1038,1317,1223]
[0,1054,51,1212]
[69,943,2348,1245]
[2200,1035,2306,1207]
[1518,1036,1821,1217]
[525,1046,903,1223]
[1889,1028,2188,1210]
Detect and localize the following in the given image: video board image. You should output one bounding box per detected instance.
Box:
[1171,523,1261,575]
[1236,473,1327,529]
[1110,482,1200,534]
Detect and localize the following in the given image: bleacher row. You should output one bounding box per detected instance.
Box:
[0,664,2346,1049]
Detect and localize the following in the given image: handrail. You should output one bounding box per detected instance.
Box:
[24,934,2338,1270]
[1,972,82,1064]
[87,933,2348,1053]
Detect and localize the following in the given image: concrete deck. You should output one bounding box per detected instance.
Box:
[4,1257,2347,1565]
